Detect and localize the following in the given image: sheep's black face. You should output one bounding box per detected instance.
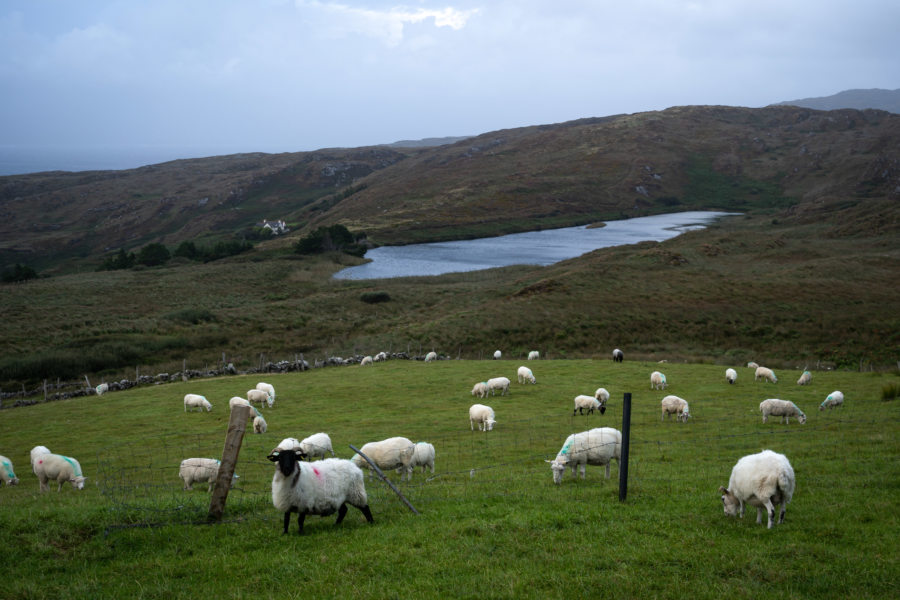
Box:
[268,450,305,477]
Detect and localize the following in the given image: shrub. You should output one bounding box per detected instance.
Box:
[1,263,38,283]
[295,224,367,257]
[165,308,218,325]
[360,291,391,304]
[882,383,900,402]
[136,243,171,267]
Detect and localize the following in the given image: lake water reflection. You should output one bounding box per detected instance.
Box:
[334,211,740,280]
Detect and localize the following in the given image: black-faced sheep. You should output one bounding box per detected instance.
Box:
[725,368,737,384]
[612,348,624,362]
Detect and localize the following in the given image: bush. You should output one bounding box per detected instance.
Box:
[360,291,391,304]
[136,243,171,267]
[295,224,367,257]
[1,263,38,283]
[165,308,218,325]
[98,249,136,271]
[882,383,900,402]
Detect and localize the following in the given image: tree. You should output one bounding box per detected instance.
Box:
[136,243,171,266]
[1,263,38,283]
[99,248,135,271]
[294,224,367,257]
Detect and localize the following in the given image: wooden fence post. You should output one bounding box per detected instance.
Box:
[619,392,632,502]
[208,405,250,522]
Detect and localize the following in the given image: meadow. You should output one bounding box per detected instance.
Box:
[1,359,897,599]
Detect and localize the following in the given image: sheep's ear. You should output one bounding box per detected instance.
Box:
[294,450,306,460]
[718,486,727,494]
[267,451,280,462]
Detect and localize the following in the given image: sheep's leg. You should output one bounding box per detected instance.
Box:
[579,464,586,479]
[335,503,348,525]
[762,498,776,528]
[778,500,787,524]
[358,504,374,523]
[604,463,611,479]
[281,511,292,534]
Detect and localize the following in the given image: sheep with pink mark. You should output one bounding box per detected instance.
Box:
[33,453,86,492]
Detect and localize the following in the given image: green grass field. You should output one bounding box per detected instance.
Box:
[1,359,898,599]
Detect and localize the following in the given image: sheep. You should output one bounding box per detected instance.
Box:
[747,361,759,369]
[405,442,435,475]
[256,382,276,406]
[178,458,237,491]
[755,366,778,383]
[650,371,667,390]
[350,437,416,481]
[299,432,335,460]
[612,348,624,363]
[424,351,438,362]
[486,376,510,396]
[277,437,302,451]
[820,390,844,411]
[759,399,806,424]
[517,366,536,384]
[33,453,86,492]
[360,355,374,366]
[797,370,812,386]
[725,368,737,385]
[253,415,268,434]
[528,350,540,360]
[95,383,109,396]
[30,445,50,475]
[1,455,19,486]
[547,427,621,484]
[268,448,374,535]
[594,387,610,406]
[471,382,489,398]
[493,350,501,360]
[574,395,605,416]
[229,396,251,410]
[247,388,271,408]
[184,393,212,412]
[661,395,691,422]
[719,449,795,529]
[374,351,388,362]
[469,404,497,432]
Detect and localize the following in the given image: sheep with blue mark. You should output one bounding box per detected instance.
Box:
[33,453,86,492]
[820,391,844,411]
[1,454,19,486]
[184,393,212,412]
[547,427,621,484]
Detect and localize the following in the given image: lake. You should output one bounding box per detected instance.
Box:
[334,211,740,280]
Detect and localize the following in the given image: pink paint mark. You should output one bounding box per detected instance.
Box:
[312,466,322,479]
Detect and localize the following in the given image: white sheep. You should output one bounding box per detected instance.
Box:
[612,348,624,363]
[797,370,812,385]
[229,396,251,410]
[469,404,497,432]
[299,432,335,460]
[360,355,374,366]
[755,366,778,383]
[247,388,271,408]
[517,366,536,384]
[650,371,667,390]
[374,351,388,362]
[573,395,604,416]
[277,437,302,451]
[486,376,510,396]
[268,448,374,535]
[253,415,268,434]
[351,437,417,481]
[405,442,435,475]
[820,390,844,411]
[493,350,501,360]
[594,387,610,405]
[184,393,212,412]
[471,382,489,398]
[30,445,50,475]
[747,361,759,369]
[1,455,19,486]
[424,351,438,362]
[256,382,276,406]
[179,458,235,491]
[95,383,109,396]
[719,449,795,529]
[33,453,86,492]
[528,350,540,360]
[547,427,621,484]
[725,368,737,385]
[660,395,691,422]
[759,399,806,424]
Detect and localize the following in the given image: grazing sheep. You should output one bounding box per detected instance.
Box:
[725,368,737,385]
[493,350,501,360]
[351,437,417,481]
[1,455,19,486]
[594,388,610,405]
[30,446,50,475]
[528,350,540,360]
[755,366,778,383]
[179,458,236,491]
[547,427,621,484]
[360,355,374,366]
[95,383,109,396]
[650,371,667,390]
[486,376,511,396]
[184,393,212,412]
[797,371,812,386]
[268,449,373,535]
[747,361,759,369]
[374,351,388,362]
[229,396,251,410]
[471,381,489,398]
[759,399,806,424]
[612,348,624,363]
[247,388,271,408]
[253,415,268,434]
[820,390,844,411]
[256,382,276,406]
[469,404,497,432]
[405,442,436,475]
[573,395,604,416]
[517,366,536,384]
[277,437,302,451]
[33,454,86,492]
[719,449,795,529]
[299,433,335,460]
[661,395,691,423]
[424,351,438,362]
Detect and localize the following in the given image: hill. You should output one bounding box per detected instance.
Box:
[774,88,900,113]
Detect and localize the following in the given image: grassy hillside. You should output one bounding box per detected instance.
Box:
[0,360,897,598]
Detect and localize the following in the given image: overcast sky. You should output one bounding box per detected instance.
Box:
[1,0,897,171]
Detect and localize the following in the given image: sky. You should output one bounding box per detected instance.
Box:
[1,0,898,173]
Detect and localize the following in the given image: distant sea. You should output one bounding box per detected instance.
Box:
[0,145,254,176]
